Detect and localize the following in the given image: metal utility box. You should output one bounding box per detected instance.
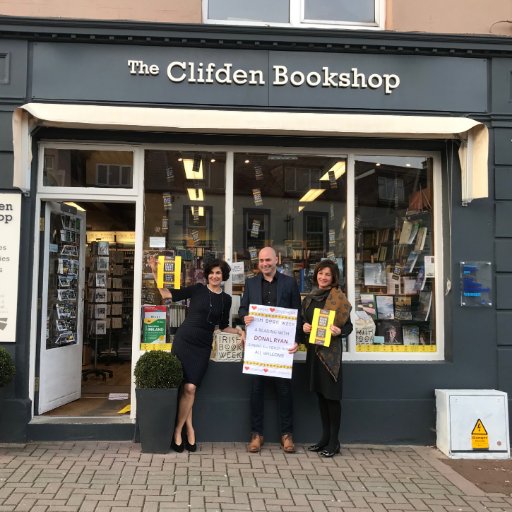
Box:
[436,389,510,459]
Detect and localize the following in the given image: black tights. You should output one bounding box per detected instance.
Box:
[316,393,341,451]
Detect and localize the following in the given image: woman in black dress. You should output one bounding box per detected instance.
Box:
[301,260,351,457]
[149,257,244,452]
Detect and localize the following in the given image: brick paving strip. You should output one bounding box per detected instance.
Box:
[0,442,511,512]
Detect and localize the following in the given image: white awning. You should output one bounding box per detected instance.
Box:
[12,102,488,202]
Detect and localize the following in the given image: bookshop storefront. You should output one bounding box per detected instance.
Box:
[1,18,508,443]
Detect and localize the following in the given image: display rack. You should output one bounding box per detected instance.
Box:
[46,211,82,349]
[83,241,114,380]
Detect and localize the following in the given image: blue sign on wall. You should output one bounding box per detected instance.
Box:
[460,261,493,307]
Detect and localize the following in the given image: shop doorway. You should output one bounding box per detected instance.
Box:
[36,200,136,417]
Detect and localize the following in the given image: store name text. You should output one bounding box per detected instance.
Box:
[127,60,401,95]
[0,202,14,224]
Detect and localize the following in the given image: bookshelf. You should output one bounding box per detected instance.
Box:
[354,208,434,348]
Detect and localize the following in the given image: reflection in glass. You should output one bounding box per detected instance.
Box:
[304,0,375,24]
[208,0,289,23]
[143,150,226,309]
[233,152,347,296]
[353,156,435,353]
[43,149,133,188]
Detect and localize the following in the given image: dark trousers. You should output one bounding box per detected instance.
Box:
[250,375,293,436]
[317,392,341,450]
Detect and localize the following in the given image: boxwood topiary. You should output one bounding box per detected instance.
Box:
[134,350,183,389]
[0,347,15,387]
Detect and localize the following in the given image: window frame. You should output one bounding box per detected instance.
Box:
[203,0,385,30]
[141,143,443,362]
[38,142,140,197]
[303,211,328,255]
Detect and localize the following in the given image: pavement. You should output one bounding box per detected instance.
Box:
[1,441,511,512]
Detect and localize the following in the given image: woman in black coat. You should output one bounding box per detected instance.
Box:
[302,260,352,457]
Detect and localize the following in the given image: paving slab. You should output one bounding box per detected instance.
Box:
[0,442,511,511]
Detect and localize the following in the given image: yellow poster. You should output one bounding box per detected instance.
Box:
[156,255,181,289]
[309,308,335,347]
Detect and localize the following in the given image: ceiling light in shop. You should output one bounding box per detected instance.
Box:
[190,206,205,216]
[64,201,86,212]
[320,161,346,181]
[299,189,325,202]
[182,158,204,180]
[187,188,204,201]
[298,206,305,212]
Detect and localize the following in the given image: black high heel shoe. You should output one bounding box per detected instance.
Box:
[185,439,197,452]
[319,442,341,458]
[171,435,184,453]
[307,442,327,452]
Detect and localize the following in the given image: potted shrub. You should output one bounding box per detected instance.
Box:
[134,350,183,453]
[0,347,15,388]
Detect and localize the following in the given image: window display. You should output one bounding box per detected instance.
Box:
[46,209,82,348]
[354,156,436,353]
[141,148,441,360]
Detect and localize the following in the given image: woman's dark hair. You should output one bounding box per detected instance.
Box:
[312,259,340,288]
[204,259,231,282]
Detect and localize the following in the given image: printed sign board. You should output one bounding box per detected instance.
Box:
[0,193,21,342]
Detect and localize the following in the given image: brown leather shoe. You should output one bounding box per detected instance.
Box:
[247,433,264,453]
[281,433,295,453]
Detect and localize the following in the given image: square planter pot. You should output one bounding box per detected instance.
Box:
[136,388,179,453]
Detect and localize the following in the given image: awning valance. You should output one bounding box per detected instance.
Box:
[12,103,488,202]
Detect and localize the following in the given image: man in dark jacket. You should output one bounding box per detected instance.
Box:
[239,246,302,453]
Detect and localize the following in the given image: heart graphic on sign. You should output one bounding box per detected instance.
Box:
[244,366,250,370]
[251,305,257,310]
[263,368,268,372]
[269,308,275,312]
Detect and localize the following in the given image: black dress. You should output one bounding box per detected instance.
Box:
[304,297,343,401]
[169,284,231,386]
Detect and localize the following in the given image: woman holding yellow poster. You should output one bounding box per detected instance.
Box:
[301,260,352,458]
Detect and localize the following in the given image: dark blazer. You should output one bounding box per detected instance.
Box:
[239,271,302,342]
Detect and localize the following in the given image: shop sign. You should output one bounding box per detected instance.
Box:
[130,60,401,95]
[0,192,21,342]
[32,44,487,112]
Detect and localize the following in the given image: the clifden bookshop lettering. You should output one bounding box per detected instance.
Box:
[128,60,401,95]
[0,193,21,343]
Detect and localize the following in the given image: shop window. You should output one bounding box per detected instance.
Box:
[142,150,226,305]
[205,0,383,28]
[354,155,436,356]
[42,148,133,188]
[233,151,347,304]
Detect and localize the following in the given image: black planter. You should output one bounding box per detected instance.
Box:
[135,388,179,453]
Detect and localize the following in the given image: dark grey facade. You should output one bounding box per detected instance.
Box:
[0,17,511,444]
